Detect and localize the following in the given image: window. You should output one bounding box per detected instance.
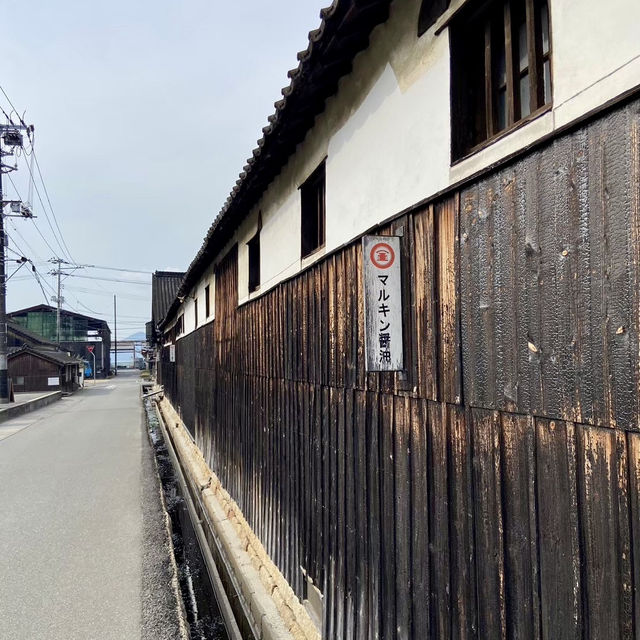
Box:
[248,232,260,293]
[177,314,184,336]
[450,0,551,159]
[205,285,211,318]
[300,161,326,258]
[194,297,198,328]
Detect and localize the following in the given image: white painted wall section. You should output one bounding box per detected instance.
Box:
[169,0,640,328]
[326,39,450,249]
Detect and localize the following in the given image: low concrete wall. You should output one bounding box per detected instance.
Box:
[156,395,320,640]
[0,391,63,424]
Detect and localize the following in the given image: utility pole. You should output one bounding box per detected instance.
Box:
[0,192,6,403]
[49,258,65,344]
[0,123,32,403]
[113,294,117,375]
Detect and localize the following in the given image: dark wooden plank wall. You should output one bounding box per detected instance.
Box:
[9,352,64,392]
[159,98,640,639]
[461,99,640,429]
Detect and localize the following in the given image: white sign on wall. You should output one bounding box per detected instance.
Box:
[362,235,404,371]
[47,377,60,386]
[169,344,176,363]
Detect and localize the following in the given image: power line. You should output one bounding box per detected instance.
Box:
[65,273,150,285]
[64,285,146,301]
[5,171,62,259]
[19,150,73,263]
[30,146,76,263]
[0,85,22,125]
[0,85,75,264]
[7,220,41,260]
[79,263,153,275]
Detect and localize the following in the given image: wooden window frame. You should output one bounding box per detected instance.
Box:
[300,161,326,259]
[205,285,211,318]
[248,231,260,293]
[450,0,552,160]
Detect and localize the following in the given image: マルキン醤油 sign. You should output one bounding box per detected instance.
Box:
[362,235,403,371]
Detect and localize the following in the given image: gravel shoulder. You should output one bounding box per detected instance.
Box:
[140,406,188,640]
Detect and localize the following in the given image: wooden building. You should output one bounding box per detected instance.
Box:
[9,304,111,377]
[156,0,640,638]
[9,345,82,393]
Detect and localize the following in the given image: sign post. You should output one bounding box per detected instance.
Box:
[87,345,96,384]
[362,235,403,371]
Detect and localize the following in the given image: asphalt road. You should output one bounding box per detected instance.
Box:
[0,371,184,640]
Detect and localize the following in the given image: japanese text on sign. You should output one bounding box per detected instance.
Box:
[362,235,403,371]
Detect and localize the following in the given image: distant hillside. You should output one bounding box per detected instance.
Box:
[124,331,146,341]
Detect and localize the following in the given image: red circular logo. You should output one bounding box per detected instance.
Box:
[370,242,395,269]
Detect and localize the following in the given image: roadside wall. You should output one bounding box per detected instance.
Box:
[160,97,640,639]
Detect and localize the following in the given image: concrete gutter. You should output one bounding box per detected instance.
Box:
[156,395,321,640]
[0,391,62,424]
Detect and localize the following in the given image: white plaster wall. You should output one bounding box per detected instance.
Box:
[551,0,640,113]
[171,0,640,328]
[326,48,450,249]
[191,266,215,327]
[182,296,196,335]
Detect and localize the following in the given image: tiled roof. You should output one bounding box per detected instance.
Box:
[152,271,185,326]
[163,0,392,326]
[7,320,58,348]
[8,345,82,366]
[8,304,110,333]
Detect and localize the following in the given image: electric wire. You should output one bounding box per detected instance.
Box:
[0,84,76,264]
[30,146,76,263]
[0,86,150,325]
[5,171,62,259]
[78,263,153,275]
[65,273,150,285]
[19,150,74,263]
[7,220,41,261]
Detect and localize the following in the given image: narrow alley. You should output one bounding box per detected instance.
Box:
[0,372,184,640]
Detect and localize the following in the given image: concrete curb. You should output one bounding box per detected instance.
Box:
[157,396,321,640]
[0,391,62,424]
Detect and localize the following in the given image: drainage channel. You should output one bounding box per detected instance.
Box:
[144,398,243,640]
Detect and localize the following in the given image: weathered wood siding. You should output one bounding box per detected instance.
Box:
[9,353,61,392]
[160,98,640,639]
[461,100,640,428]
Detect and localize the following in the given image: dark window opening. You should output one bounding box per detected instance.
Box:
[450,0,551,160]
[205,285,211,318]
[194,298,198,328]
[248,231,260,293]
[418,0,450,36]
[301,161,326,258]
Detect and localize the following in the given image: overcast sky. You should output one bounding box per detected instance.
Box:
[2,0,324,338]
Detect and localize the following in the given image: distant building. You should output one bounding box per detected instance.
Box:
[9,345,82,393]
[146,271,184,374]
[8,305,111,377]
[149,271,185,346]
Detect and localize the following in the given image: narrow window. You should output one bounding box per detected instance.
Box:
[450,0,551,159]
[205,285,211,318]
[300,161,326,258]
[194,297,198,328]
[248,232,260,293]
